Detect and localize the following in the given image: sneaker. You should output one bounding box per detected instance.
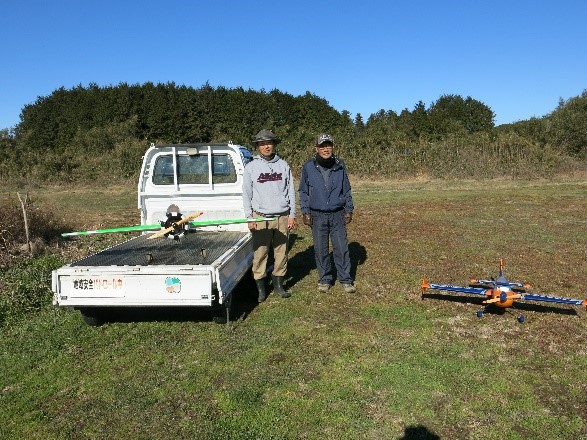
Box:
[342,283,356,294]
[317,283,331,293]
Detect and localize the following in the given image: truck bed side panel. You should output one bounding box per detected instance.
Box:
[214,234,254,304]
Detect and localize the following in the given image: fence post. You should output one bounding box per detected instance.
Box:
[17,192,31,255]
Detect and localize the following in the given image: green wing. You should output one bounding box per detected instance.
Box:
[61,217,275,237]
[61,224,161,237]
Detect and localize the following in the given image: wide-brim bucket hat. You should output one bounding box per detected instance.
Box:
[252,129,280,145]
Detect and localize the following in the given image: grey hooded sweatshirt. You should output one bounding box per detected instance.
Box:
[242,154,296,219]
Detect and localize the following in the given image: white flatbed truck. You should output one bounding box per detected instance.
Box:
[52,142,255,325]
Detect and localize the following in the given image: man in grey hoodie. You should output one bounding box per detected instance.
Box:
[243,129,296,302]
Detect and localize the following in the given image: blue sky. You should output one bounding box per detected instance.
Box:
[1,0,586,129]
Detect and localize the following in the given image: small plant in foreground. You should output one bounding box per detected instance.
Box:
[0,255,64,325]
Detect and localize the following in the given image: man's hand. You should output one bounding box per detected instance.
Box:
[287,217,296,231]
[302,213,312,226]
[248,221,257,231]
[344,212,353,224]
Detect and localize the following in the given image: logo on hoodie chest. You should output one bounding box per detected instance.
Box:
[257,172,283,183]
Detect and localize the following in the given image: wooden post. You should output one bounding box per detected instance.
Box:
[17,192,31,255]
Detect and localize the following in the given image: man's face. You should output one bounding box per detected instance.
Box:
[316,142,334,159]
[258,141,275,157]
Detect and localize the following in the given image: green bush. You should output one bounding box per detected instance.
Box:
[0,255,64,325]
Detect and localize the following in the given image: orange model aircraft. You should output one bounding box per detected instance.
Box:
[421,259,586,322]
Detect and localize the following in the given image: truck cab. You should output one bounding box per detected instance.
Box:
[138,143,253,230]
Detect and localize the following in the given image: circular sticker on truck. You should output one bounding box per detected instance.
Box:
[165,276,181,293]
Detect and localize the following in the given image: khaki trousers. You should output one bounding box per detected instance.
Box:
[251,215,289,279]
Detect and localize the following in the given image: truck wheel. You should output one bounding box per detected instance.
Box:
[80,310,105,326]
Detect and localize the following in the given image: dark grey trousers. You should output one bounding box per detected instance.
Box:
[310,210,352,285]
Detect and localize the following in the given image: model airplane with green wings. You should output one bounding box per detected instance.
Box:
[61,204,275,240]
[421,259,586,322]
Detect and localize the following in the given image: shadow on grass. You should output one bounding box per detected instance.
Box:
[90,306,220,324]
[349,241,367,279]
[286,239,367,286]
[399,425,441,439]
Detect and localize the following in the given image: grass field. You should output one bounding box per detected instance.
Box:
[2,177,587,439]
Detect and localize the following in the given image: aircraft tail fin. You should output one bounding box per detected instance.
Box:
[421,278,430,295]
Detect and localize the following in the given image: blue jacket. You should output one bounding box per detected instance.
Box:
[299,156,354,213]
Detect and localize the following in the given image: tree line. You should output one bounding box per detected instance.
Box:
[1,83,586,183]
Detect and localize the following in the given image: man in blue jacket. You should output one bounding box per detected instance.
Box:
[299,133,356,293]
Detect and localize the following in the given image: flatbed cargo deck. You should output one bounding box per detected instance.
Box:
[71,231,249,267]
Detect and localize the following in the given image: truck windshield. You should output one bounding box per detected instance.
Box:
[152,154,237,185]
